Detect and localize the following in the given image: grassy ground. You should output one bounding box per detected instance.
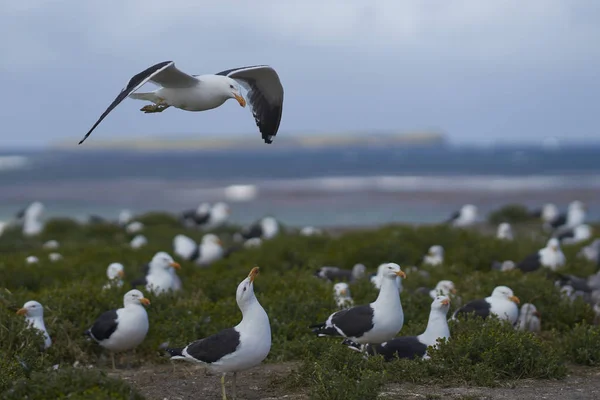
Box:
[1,209,600,399]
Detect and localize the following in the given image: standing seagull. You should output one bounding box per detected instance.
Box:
[446,204,478,227]
[16,301,52,349]
[85,289,150,369]
[79,62,284,145]
[310,263,406,345]
[166,267,270,400]
[517,238,566,273]
[131,252,182,295]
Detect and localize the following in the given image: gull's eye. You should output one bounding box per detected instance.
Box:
[230,84,234,89]
[243,286,247,292]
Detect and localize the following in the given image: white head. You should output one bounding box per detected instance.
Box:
[333,282,351,298]
[261,217,279,238]
[497,223,512,236]
[202,234,223,247]
[17,300,44,318]
[560,285,574,297]
[118,209,133,226]
[500,260,516,271]
[196,202,211,214]
[428,245,444,257]
[352,263,367,278]
[490,286,520,304]
[431,295,451,313]
[219,77,246,107]
[123,289,150,307]
[546,238,560,251]
[434,280,456,296]
[542,203,559,221]
[519,303,541,319]
[150,252,181,271]
[212,202,230,216]
[107,263,125,280]
[26,202,45,219]
[461,204,478,218]
[381,263,406,280]
[236,267,260,311]
[569,200,585,212]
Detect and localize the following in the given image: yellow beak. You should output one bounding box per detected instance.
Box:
[396,270,406,279]
[140,298,151,306]
[533,310,541,318]
[16,308,27,315]
[117,270,125,278]
[170,262,181,270]
[340,289,348,296]
[509,295,520,304]
[234,94,246,108]
[441,299,450,306]
[451,288,457,294]
[249,266,259,282]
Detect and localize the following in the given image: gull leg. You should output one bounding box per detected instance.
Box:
[141,104,171,113]
[232,372,237,400]
[221,374,227,400]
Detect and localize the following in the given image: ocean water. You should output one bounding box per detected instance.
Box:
[1,145,599,227]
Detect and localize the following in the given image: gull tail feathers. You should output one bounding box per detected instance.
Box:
[128,92,161,103]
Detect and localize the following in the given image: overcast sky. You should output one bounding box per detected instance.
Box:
[1,0,599,148]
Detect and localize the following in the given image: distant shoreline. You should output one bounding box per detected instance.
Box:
[50,131,447,151]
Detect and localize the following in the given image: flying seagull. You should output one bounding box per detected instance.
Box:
[79,61,284,145]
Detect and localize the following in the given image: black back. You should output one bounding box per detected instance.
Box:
[216,66,282,144]
[131,263,150,288]
[241,223,263,240]
[369,336,428,361]
[445,210,460,224]
[550,213,567,229]
[330,305,375,338]
[529,208,542,218]
[87,309,119,342]
[79,61,173,144]
[177,327,241,364]
[15,207,26,219]
[517,252,541,273]
[189,245,201,262]
[453,298,491,320]
[556,229,575,242]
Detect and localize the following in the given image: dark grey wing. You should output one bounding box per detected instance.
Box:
[216,66,283,144]
[241,222,263,240]
[555,228,575,242]
[330,305,375,338]
[550,213,567,229]
[79,61,173,144]
[555,274,591,293]
[517,252,541,273]
[529,208,542,218]
[372,336,428,361]
[174,327,241,364]
[15,207,26,219]
[453,298,491,320]
[131,265,149,288]
[86,309,119,342]
[445,210,461,224]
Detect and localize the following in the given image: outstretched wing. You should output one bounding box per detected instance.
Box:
[216,65,284,144]
[79,61,199,145]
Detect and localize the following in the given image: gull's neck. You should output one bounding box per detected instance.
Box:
[417,309,450,346]
[373,275,401,308]
[237,295,270,333]
[26,315,47,332]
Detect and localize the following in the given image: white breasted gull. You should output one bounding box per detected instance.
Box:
[130,234,148,249]
[531,203,559,225]
[333,282,354,309]
[344,295,451,360]
[516,303,541,333]
[131,252,182,295]
[204,202,231,230]
[118,209,133,227]
[370,263,403,292]
[517,238,565,272]
[181,202,212,228]
[423,245,444,266]
[452,286,520,325]
[496,223,514,240]
[315,263,366,283]
[21,202,45,237]
[85,289,150,369]
[166,267,270,400]
[555,224,592,246]
[103,263,125,290]
[79,62,284,145]
[548,201,587,231]
[173,233,224,267]
[126,221,144,234]
[429,280,456,299]
[17,301,52,349]
[311,263,406,345]
[48,253,63,262]
[235,217,280,242]
[446,204,478,227]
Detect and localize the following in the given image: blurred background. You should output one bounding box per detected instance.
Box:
[1,1,599,227]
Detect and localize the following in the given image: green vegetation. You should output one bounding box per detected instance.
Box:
[0,213,598,399]
[487,204,537,225]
